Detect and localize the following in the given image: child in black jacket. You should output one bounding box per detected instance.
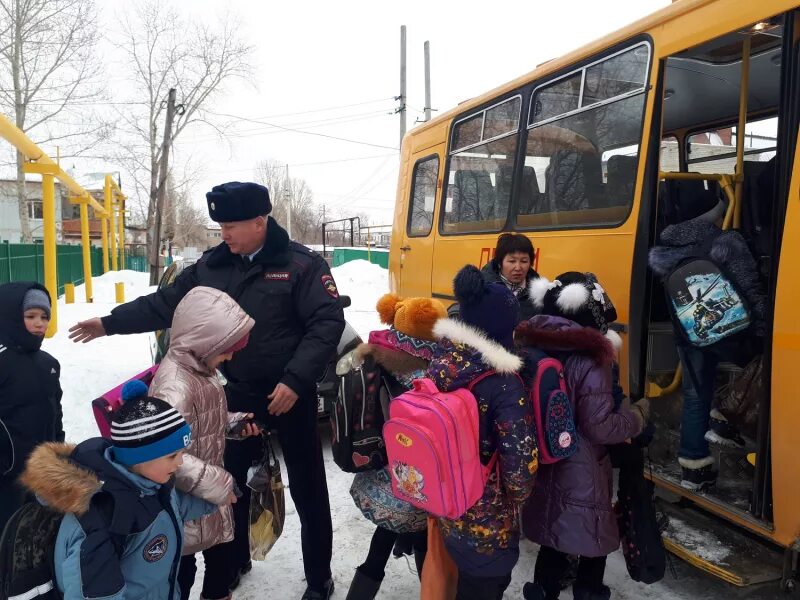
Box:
[0,281,63,530]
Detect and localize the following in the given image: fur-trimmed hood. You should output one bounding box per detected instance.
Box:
[21,442,102,516]
[21,438,165,521]
[515,315,617,366]
[433,318,523,374]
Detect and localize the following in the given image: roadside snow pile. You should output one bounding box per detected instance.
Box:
[332,259,387,339]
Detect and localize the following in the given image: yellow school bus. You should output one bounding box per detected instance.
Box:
[389,0,800,590]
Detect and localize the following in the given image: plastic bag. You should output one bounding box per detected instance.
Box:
[246,433,285,561]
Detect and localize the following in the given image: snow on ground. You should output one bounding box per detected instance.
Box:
[45,270,157,444]
[42,264,784,599]
[335,259,388,339]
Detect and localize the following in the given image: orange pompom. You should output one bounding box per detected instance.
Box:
[394,298,447,341]
[376,293,402,325]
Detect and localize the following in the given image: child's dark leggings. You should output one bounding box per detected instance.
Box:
[358,525,427,580]
[177,543,231,600]
[535,545,607,598]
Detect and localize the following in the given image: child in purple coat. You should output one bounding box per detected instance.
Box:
[517,272,647,600]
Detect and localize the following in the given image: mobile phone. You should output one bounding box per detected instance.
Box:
[228,418,265,438]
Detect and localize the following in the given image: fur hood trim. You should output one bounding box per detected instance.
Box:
[515,318,616,366]
[20,443,101,516]
[678,456,714,469]
[433,318,522,374]
[355,343,429,375]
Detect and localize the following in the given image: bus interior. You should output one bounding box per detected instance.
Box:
[641,13,797,585]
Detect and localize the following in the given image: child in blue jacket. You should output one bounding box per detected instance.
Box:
[21,384,222,600]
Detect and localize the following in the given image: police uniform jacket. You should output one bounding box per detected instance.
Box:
[101,218,345,401]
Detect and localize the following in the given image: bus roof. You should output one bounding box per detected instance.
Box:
[406,0,717,140]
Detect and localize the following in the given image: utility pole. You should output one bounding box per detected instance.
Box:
[399,25,407,149]
[150,87,176,285]
[285,163,292,240]
[424,41,432,122]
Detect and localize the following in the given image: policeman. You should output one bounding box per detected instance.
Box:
[69,182,345,600]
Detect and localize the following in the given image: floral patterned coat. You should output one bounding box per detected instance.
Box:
[427,318,538,577]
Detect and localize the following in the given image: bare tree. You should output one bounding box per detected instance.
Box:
[254,158,323,245]
[0,0,109,242]
[116,0,252,282]
[163,178,209,252]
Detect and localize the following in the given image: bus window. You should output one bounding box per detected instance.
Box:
[661,136,680,173]
[408,155,439,237]
[443,96,521,234]
[531,72,581,123]
[687,116,778,174]
[517,43,650,229]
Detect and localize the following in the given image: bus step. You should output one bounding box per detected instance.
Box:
[658,501,783,587]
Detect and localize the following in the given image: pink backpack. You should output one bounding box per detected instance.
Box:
[92,365,160,438]
[383,374,497,520]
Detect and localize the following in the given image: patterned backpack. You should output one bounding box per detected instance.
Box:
[520,347,578,464]
[383,374,497,520]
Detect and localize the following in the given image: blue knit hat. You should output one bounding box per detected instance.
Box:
[453,265,519,349]
[110,381,192,466]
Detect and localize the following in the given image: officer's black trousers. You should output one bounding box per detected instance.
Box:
[222,386,333,592]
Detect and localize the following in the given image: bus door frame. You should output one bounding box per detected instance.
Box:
[398,146,445,298]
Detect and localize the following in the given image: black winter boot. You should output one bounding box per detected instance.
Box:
[522,581,549,600]
[572,583,611,600]
[345,568,382,600]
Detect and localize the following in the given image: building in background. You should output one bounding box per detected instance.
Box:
[0,179,68,243]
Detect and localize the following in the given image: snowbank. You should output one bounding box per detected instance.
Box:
[332,259,387,339]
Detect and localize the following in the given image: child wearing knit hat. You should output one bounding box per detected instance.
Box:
[21,383,222,600]
[0,282,62,533]
[517,272,646,600]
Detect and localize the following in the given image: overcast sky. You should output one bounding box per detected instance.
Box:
[91,0,672,227]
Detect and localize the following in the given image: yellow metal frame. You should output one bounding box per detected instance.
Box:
[0,112,126,333]
[662,538,748,586]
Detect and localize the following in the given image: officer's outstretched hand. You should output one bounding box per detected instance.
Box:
[267,383,299,416]
[68,317,107,343]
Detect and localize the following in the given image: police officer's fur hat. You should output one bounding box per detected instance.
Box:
[206,181,271,222]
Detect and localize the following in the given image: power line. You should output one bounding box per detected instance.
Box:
[201,153,397,175]
[186,110,394,143]
[205,109,398,151]
[237,97,396,120]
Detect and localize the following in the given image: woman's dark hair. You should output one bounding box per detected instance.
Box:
[495,233,534,264]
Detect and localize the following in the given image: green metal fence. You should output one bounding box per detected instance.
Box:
[331,247,389,269]
[0,242,148,296]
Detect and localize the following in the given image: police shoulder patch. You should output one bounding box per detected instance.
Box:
[321,274,339,298]
[143,534,168,563]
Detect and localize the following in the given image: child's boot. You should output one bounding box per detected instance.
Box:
[345,567,382,600]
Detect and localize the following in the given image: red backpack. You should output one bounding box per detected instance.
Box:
[92,366,160,438]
